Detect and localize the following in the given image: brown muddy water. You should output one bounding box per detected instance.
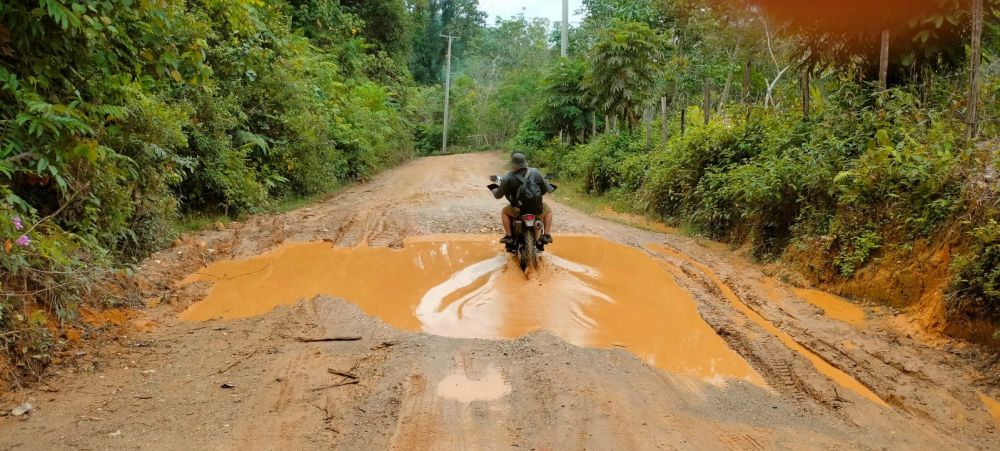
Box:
[791,288,867,327]
[180,235,765,387]
[436,364,511,403]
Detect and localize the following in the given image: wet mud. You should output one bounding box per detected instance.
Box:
[646,244,889,407]
[5,152,999,451]
[981,392,1000,425]
[181,234,765,386]
[791,288,867,327]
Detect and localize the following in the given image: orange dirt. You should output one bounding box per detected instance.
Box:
[786,226,998,344]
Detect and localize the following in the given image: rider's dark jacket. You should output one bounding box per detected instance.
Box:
[491,167,554,207]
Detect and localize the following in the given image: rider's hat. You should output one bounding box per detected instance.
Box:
[510,153,527,170]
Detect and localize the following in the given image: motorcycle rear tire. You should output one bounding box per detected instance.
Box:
[522,232,539,272]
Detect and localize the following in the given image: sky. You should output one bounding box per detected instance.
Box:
[479,0,585,25]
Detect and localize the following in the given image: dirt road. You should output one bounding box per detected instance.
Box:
[1,152,998,450]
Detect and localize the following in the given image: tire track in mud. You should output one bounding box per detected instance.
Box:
[645,240,999,448]
[647,243,889,408]
[660,260,814,406]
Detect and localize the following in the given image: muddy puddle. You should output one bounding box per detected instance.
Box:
[436,365,511,403]
[181,235,765,387]
[594,206,678,234]
[791,288,867,327]
[981,393,1000,425]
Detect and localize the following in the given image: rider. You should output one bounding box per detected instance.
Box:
[491,152,555,245]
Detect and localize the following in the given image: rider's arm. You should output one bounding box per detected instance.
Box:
[536,170,556,194]
[492,174,514,200]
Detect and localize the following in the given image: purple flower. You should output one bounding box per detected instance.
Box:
[15,235,29,248]
[12,216,23,231]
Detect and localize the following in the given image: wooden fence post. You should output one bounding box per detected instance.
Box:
[703,78,712,126]
[879,29,890,93]
[717,70,732,116]
[680,106,687,136]
[801,70,810,120]
[661,96,668,142]
[644,107,653,149]
[743,60,751,105]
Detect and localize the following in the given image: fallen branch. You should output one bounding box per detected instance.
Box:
[194,263,270,281]
[327,369,358,379]
[217,348,259,374]
[295,336,361,343]
[22,186,84,237]
[3,151,39,163]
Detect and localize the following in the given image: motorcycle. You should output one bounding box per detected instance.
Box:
[489,175,546,272]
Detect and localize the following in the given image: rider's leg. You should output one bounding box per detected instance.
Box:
[501,205,514,243]
[541,203,553,243]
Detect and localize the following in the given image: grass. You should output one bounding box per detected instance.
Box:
[174,212,231,234]
[545,176,699,236]
[271,189,340,214]
[173,185,346,234]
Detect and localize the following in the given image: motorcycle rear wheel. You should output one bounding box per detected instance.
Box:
[521,232,539,272]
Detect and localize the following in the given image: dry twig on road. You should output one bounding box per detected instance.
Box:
[295,336,362,343]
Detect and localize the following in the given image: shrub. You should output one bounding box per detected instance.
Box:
[0,0,416,383]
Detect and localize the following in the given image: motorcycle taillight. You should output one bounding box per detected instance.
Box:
[522,214,536,221]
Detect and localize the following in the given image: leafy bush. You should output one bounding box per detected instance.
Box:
[539,78,987,284]
[952,220,1000,318]
[0,0,416,382]
[414,124,444,156]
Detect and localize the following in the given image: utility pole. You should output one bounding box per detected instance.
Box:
[561,0,569,57]
[441,35,456,154]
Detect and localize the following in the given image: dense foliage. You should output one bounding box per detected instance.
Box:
[581,19,665,128]
[507,0,1000,337]
[408,12,555,153]
[0,0,421,380]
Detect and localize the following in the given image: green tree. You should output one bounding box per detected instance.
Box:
[461,14,554,143]
[752,0,1000,83]
[581,19,666,128]
[0,0,417,381]
[534,58,592,142]
[408,0,486,84]
[341,0,412,60]
[582,0,662,29]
